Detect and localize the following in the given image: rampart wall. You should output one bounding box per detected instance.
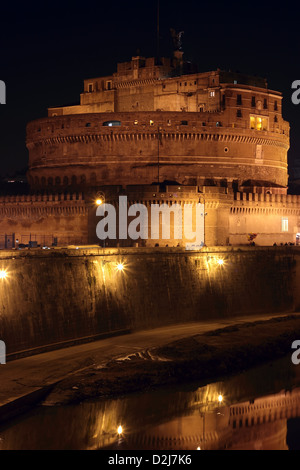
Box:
[0,246,297,358]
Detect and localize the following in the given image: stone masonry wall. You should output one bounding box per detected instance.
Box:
[0,246,296,357]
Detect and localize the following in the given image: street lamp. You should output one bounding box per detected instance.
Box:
[95,191,105,207]
[199,196,207,247]
[94,191,106,247]
[0,270,7,279]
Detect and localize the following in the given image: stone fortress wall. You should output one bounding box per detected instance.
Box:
[0,186,300,249]
[27,54,289,192]
[0,246,297,357]
[0,53,298,248]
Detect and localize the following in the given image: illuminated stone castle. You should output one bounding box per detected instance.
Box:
[0,51,299,248]
[28,53,289,190]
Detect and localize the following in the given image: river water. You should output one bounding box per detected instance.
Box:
[1,355,300,450]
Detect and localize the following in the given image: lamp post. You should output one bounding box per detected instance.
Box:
[95,191,106,247]
[199,196,207,247]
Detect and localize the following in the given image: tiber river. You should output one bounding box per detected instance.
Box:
[1,355,300,450]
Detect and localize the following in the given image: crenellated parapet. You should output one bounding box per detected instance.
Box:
[231,192,300,215]
[0,193,88,220]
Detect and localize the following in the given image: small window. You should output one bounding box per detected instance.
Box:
[263,98,268,109]
[274,100,278,111]
[216,121,222,127]
[134,120,138,125]
[106,80,112,90]
[250,115,268,131]
[251,96,256,107]
[150,120,154,126]
[281,218,288,232]
[209,91,215,97]
[274,115,278,123]
[85,122,91,127]
[102,120,121,127]
[88,83,93,92]
[237,109,242,118]
[236,94,242,105]
[181,120,188,125]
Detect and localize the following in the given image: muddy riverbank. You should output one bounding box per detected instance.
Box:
[43,314,300,406]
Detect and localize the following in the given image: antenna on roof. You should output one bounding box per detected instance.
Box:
[156,0,160,61]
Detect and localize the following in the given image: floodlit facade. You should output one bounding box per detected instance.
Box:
[0,51,299,248]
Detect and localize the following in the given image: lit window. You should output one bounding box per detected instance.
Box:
[281,218,288,232]
[210,91,215,97]
[250,115,268,131]
[134,120,138,125]
[102,120,121,127]
[150,120,154,126]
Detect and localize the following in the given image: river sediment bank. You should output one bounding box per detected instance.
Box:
[43,314,300,406]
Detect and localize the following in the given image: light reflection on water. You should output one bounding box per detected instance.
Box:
[1,355,300,450]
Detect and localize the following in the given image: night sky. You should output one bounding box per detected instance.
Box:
[1,0,300,179]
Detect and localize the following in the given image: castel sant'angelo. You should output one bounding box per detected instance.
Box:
[1,41,299,249]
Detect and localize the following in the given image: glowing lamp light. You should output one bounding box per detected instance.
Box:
[96,199,103,206]
[218,394,223,403]
[0,270,7,280]
[117,425,123,435]
[116,263,124,272]
[217,258,224,266]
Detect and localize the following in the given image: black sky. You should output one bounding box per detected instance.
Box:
[1,0,300,178]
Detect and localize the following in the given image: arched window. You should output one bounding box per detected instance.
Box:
[48,177,53,186]
[71,175,77,186]
[55,176,61,186]
[63,176,69,186]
